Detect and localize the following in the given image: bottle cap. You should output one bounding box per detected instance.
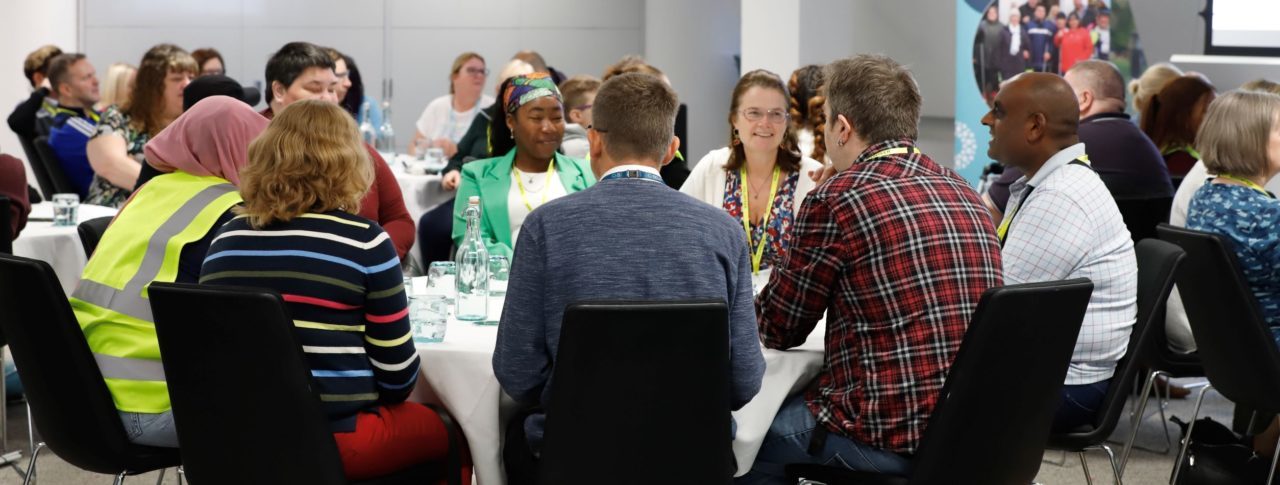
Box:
[469,196,480,205]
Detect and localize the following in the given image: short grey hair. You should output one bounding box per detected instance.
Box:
[592,72,678,162]
[1068,60,1126,103]
[823,55,921,143]
[1197,90,1280,178]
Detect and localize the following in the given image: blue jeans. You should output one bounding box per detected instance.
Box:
[1053,379,1110,432]
[119,410,180,448]
[737,395,911,484]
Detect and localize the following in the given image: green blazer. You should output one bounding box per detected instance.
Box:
[453,149,595,258]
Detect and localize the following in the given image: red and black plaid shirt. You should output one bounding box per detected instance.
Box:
[756,139,1003,453]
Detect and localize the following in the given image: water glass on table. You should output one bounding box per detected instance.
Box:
[426,261,457,300]
[52,193,80,227]
[410,294,449,343]
[488,255,510,296]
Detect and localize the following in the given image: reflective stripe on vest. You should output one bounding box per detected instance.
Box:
[70,173,241,412]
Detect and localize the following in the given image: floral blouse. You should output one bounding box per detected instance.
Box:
[1185,181,1280,346]
[722,168,799,271]
[86,105,148,208]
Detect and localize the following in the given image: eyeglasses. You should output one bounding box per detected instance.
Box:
[574,104,593,111]
[740,108,789,124]
[462,67,489,76]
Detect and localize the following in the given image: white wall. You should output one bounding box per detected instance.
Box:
[646,0,741,161]
[80,0,645,152]
[740,0,800,77]
[1,0,79,185]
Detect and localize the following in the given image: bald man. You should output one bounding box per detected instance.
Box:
[985,61,1173,217]
[981,73,1137,432]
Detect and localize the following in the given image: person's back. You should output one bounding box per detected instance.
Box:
[1079,112,1174,197]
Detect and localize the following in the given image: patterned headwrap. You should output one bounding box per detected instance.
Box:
[503,72,562,114]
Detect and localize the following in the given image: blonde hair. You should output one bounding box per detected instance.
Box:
[496,59,533,86]
[98,63,136,110]
[1130,63,1182,114]
[1242,78,1280,95]
[238,100,372,228]
[449,52,485,95]
[1196,90,1280,178]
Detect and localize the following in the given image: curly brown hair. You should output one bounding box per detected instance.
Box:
[789,65,826,161]
[238,100,372,228]
[123,44,197,136]
[726,69,802,172]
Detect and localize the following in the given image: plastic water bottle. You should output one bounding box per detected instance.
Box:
[455,196,489,321]
[358,101,376,146]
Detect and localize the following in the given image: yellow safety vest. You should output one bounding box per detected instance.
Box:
[69,171,242,413]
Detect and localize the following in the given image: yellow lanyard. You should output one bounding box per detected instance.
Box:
[741,165,781,274]
[997,155,1091,244]
[1217,173,1273,198]
[514,159,556,211]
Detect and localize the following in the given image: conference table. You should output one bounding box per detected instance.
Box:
[12,203,119,294]
[408,273,826,485]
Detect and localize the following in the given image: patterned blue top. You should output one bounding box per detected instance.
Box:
[1185,181,1280,343]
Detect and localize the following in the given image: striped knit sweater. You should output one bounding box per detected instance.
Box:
[199,210,419,433]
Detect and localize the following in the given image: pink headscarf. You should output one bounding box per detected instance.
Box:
[143,96,269,187]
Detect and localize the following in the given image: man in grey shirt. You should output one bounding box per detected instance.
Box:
[494,72,766,478]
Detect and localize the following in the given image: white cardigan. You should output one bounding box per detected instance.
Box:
[680,147,825,215]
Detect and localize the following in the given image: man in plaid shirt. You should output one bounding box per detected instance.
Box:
[742,55,1003,482]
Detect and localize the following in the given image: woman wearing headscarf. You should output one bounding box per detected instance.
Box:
[69,96,268,447]
[452,73,594,258]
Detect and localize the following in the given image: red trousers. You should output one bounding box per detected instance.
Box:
[332,401,471,483]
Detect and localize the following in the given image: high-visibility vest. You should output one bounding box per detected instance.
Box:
[70,171,242,413]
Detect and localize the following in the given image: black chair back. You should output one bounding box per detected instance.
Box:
[1048,239,1183,450]
[0,196,11,254]
[538,300,732,485]
[148,282,349,484]
[1113,196,1172,244]
[17,136,54,200]
[1157,224,1280,413]
[0,253,179,474]
[32,136,78,196]
[77,216,114,258]
[908,278,1093,485]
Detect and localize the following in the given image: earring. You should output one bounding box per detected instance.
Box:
[510,132,514,139]
[732,129,740,146]
[838,139,845,147]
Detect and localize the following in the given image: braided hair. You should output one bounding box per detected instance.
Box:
[788,65,826,160]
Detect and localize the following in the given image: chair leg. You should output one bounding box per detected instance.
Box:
[1171,384,1214,485]
[154,467,165,485]
[177,466,184,485]
[1121,371,1160,473]
[1102,444,1124,485]
[1080,451,1095,485]
[1266,432,1280,485]
[21,442,42,485]
[113,470,127,485]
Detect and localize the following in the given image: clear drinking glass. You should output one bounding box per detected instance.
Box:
[410,294,448,343]
[488,255,510,296]
[52,193,80,227]
[427,261,457,300]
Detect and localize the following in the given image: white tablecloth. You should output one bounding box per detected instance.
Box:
[408,276,825,484]
[386,156,454,271]
[13,203,118,294]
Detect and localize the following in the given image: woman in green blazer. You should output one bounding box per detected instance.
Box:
[453,73,594,258]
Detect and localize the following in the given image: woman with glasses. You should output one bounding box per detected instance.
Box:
[681,69,823,274]
[409,51,494,158]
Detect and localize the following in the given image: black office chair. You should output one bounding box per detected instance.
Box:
[147,282,464,485]
[0,196,11,255]
[786,278,1094,485]
[78,216,114,258]
[16,137,53,200]
[1157,224,1280,485]
[1113,195,1173,244]
[31,136,78,196]
[0,253,180,485]
[534,300,734,485]
[1047,239,1184,483]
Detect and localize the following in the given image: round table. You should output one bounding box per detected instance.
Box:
[12,203,118,294]
[407,277,825,484]
[385,155,454,271]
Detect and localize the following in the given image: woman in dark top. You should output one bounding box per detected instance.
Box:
[1141,75,1216,179]
[201,100,464,480]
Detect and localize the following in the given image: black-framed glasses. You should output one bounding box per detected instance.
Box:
[740,108,789,124]
[463,67,489,76]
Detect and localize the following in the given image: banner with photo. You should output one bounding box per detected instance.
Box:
[955,0,1144,186]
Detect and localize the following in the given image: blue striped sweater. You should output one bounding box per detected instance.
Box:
[199,210,419,432]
